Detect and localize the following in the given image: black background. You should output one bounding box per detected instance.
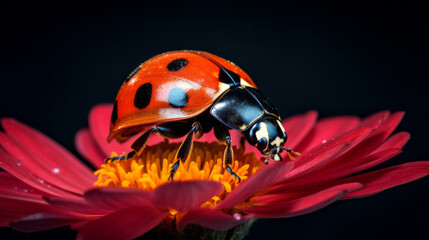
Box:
[1,0,428,239]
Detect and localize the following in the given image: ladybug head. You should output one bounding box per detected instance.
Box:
[245,116,287,163]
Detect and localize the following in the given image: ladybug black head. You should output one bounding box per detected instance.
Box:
[245,116,287,161]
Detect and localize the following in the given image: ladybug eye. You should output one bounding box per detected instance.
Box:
[256,137,268,151]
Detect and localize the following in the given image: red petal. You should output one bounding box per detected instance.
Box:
[0,147,79,198]
[279,148,402,192]
[343,112,404,158]
[269,126,374,192]
[43,196,110,215]
[373,131,410,153]
[1,118,95,193]
[10,212,85,232]
[271,116,407,191]
[88,104,135,156]
[179,209,253,231]
[75,128,106,168]
[293,125,375,170]
[243,183,362,217]
[77,206,168,240]
[0,172,46,199]
[282,111,318,149]
[298,116,361,153]
[195,129,216,143]
[84,187,153,210]
[341,161,429,198]
[215,162,293,210]
[359,111,390,127]
[0,132,85,194]
[270,142,350,191]
[153,181,223,212]
[0,197,68,221]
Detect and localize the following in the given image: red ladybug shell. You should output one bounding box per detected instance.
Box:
[108,50,257,142]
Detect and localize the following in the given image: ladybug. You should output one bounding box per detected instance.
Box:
[107,50,300,182]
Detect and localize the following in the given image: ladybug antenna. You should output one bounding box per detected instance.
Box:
[191,51,240,86]
[281,147,302,161]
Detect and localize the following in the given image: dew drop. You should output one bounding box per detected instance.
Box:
[322,139,327,144]
[15,160,22,166]
[37,178,44,184]
[233,213,242,220]
[23,189,28,193]
[52,168,60,174]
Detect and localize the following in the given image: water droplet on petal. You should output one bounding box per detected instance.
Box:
[322,139,327,144]
[23,189,28,193]
[37,178,44,184]
[233,213,242,220]
[15,160,21,166]
[52,168,60,174]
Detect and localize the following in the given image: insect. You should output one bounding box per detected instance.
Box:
[107,50,300,182]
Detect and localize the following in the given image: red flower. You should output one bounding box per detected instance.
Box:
[0,104,428,239]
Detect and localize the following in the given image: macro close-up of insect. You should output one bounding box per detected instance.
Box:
[106,50,300,182]
[1,2,428,240]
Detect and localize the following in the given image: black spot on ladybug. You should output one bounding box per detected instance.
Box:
[219,68,241,85]
[167,58,188,71]
[134,83,152,109]
[168,88,188,108]
[111,101,118,124]
[125,66,141,83]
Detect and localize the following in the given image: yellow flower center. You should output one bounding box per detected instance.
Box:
[94,141,262,209]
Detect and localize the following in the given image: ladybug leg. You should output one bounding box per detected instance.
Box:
[240,134,246,151]
[168,122,203,181]
[108,122,195,164]
[131,122,193,158]
[105,151,136,163]
[214,126,241,183]
[106,127,157,163]
[131,127,158,157]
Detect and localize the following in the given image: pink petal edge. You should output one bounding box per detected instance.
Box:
[298,115,361,153]
[282,110,318,149]
[75,128,106,168]
[76,206,168,240]
[88,104,134,156]
[84,187,154,210]
[0,147,79,198]
[43,196,111,215]
[215,161,293,210]
[243,182,362,218]
[1,118,95,192]
[342,161,429,198]
[153,180,223,212]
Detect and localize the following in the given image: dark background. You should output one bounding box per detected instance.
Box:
[1,0,428,239]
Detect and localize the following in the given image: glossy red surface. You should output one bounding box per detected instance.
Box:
[109,50,256,142]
